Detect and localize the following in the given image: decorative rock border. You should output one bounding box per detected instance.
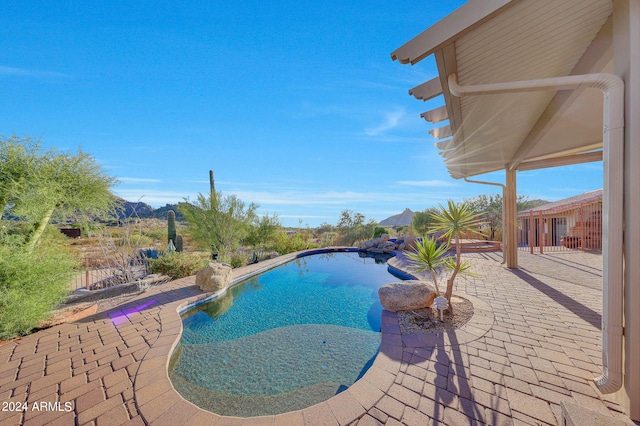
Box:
[398,294,494,348]
[134,248,496,424]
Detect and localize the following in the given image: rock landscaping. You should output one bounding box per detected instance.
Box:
[378,280,436,312]
[357,234,418,253]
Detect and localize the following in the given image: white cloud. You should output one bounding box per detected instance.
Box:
[113,189,196,206]
[231,189,409,206]
[396,180,457,187]
[364,108,406,136]
[0,65,68,78]
[118,177,162,183]
[276,214,331,219]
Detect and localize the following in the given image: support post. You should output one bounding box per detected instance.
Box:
[85,258,90,291]
[614,0,640,418]
[505,169,518,268]
[529,212,534,254]
[538,211,544,254]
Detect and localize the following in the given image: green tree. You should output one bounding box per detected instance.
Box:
[412,207,440,236]
[0,135,115,339]
[429,201,485,307]
[178,181,258,260]
[336,210,376,246]
[1,135,116,252]
[246,213,281,248]
[0,239,78,339]
[0,135,39,215]
[372,226,389,239]
[465,193,545,240]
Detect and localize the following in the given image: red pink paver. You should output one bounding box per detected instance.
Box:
[0,250,630,425]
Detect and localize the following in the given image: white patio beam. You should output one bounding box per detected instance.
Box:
[516,150,603,171]
[429,125,452,139]
[435,138,455,151]
[421,105,448,124]
[390,0,518,65]
[409,77,442,101]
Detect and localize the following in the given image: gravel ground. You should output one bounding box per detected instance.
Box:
[397,295,474,335]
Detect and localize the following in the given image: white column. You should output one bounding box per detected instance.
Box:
[505,168,518,268]
[613,0,640,420]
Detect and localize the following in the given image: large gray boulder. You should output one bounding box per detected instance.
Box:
[378,281,437,312]
[195,262,233,293]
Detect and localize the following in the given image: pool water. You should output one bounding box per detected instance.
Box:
[169,251,398,417]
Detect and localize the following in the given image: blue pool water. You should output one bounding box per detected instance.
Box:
[169,251,398,417]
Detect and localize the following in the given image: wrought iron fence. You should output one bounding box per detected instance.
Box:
[68,253,151,291]
[518,201,602,253]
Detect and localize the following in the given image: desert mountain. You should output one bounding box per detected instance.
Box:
[379,208,415,227]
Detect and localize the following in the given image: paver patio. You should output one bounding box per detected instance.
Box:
[0,249,631,425]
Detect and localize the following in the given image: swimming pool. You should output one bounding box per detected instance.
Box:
[169,251,398,417]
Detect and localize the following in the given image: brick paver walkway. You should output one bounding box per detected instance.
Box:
[0,250,630,425]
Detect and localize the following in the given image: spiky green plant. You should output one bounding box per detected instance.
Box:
[175,234,183,252]
[404,237,451,296]
[429,200,485,306]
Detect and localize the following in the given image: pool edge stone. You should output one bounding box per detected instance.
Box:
[133,247,496,425]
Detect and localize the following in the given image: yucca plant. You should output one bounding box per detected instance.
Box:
[429,200,485,306]
[404,236,450,296]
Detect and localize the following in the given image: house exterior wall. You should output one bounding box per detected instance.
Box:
[518,199,602,253]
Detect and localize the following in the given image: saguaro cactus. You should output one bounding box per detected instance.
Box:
[209,169,217,209]
[167,210,177,245]
[175,234,184,252]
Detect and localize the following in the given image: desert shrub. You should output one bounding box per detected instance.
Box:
[228,251,248,268]
[149,252,207,279]
[0,242,78,340]
[372,226,389,239]
[139,218,169,241]
[317,231,338,248]
[269,230,318,255]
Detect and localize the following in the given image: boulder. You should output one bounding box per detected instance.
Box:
[403,237,418,251]
[378,281,437,312]
[195,262,233,293]
[380,241,397,253]
[358,240,376,250]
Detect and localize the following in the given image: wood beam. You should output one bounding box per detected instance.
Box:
[409,77,442,101]
[429,125,452,139]
[516,151,603,171]
[421,105,448,123]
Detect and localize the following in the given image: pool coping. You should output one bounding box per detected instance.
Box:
[134,247,495,425]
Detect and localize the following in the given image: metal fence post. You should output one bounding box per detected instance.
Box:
[85,258,90,291]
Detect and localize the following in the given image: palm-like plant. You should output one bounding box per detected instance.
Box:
[404,236,450,296]
[429,200,485,305]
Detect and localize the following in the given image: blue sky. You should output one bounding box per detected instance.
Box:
[1,1,603,227]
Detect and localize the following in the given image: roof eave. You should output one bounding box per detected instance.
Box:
[390,0,520,65]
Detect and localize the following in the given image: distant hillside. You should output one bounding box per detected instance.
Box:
[379,208,415,227]
[520,199,549,211]
[145,203,186,221]
[114,199,185,221]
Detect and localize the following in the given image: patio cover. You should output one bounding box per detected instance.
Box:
[392,0,640,420]
[392,0,611,179]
